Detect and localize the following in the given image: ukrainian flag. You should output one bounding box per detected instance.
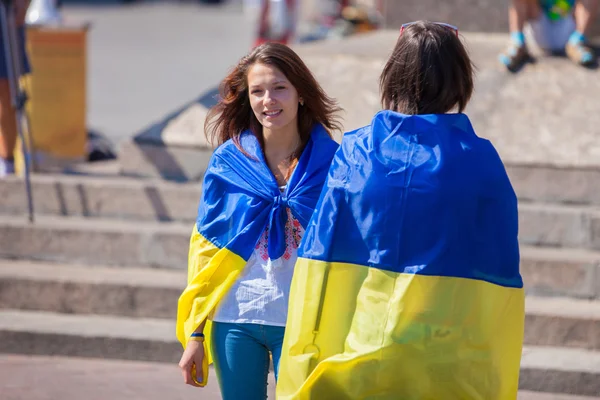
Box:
[277,111,525,400]
[176,125,338,383]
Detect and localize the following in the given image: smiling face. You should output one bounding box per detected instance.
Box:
[247,62,300,134]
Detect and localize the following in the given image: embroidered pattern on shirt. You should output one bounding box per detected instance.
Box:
[255,209,304,261]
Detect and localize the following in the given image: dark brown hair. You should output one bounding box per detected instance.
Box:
[205,42,342,172]
[380,21,474,115]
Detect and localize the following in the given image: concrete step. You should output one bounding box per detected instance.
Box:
[520,246,600,300]
[518,392,600,400]
[0,174,200,223]
[0,214,598,294]
[1,260,600,351]
[0,309,180,363]
[508,166,600,207]
[3,174,600,251]
[520,346,600,397]
[519,202,600,251]
[0,260,185,319]
[6,171,597,223]
[526,297,600,351]
[0,215,190,269]
[0,211,599,296]
[0,309,598,397]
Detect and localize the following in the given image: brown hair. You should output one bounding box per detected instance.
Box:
[205,42,342,176]
[380,21,475,115]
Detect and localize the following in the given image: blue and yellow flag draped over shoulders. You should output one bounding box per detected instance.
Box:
[278,111,525,400]
[176,124,338,363]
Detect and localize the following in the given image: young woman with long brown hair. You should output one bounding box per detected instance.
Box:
[176,42,341,399]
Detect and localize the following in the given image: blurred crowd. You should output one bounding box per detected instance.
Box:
[252,0,380,46]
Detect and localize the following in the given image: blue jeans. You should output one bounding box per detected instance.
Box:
[211,322,285,400]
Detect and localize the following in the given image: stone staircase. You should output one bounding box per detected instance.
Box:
[0,172,194,362]
[0,163,599,398]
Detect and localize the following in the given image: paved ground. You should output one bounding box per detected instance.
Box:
[61,1,255,144]
[0,354,276,399]
[2,354,599,400]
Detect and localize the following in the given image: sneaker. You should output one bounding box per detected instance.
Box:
[499,41,531,71]
[0,157,14,177]
[565,40,596,66]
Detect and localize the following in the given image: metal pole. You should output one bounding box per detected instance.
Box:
[0,0,35,223]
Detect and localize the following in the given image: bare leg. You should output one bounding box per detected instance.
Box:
[508,0,541,32]
[501,0,542,70]
[254,0,270,47]
[574,0,599,35]
[254,0,296,47]
[565,0,598,65]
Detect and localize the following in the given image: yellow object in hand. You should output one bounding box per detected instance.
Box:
[190,340,209,388]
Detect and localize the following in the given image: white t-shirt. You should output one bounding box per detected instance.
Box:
[211,207,305,327]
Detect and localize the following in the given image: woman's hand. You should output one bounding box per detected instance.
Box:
[178,339,205,387]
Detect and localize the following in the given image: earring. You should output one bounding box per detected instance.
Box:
[299,98,304,106]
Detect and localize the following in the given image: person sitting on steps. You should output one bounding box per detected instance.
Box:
[499,0,599,70]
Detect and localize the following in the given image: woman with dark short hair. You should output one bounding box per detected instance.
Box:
[278,21,525,400]
[176,42,341,400]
